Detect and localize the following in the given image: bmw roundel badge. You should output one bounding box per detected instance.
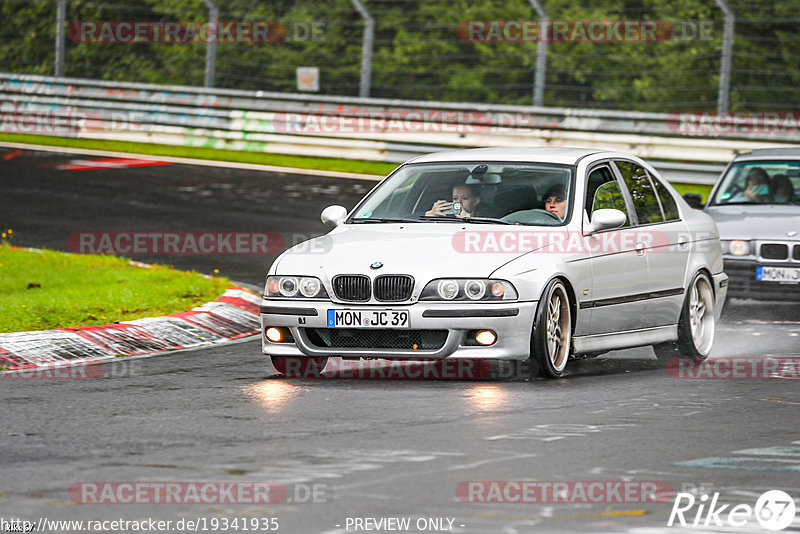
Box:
[370,261,383,269]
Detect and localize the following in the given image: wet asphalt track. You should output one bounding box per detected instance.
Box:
[1,148,799,534]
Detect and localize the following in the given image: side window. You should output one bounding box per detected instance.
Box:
[585,166,631,226]
[614,160,665,225]
[651,176,681,221]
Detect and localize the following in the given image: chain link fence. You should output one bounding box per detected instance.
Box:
[1,0,799,112]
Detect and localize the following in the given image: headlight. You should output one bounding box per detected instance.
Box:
[464,280,486,300]
[279,277,298,296]
[437,280,459,300]
[299,277,321,297]
[722,240,750,256]
[265,276,329,298]
[420,279,518,301]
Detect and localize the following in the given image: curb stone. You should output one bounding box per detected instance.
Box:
[0,286,262,371]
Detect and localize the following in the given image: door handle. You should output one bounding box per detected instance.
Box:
[635,242,646,255]
[678,236,689,248]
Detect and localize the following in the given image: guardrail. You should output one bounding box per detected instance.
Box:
[3,73,800,184]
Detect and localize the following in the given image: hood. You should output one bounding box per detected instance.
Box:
[273,223,565,279]
[706,205,800,241]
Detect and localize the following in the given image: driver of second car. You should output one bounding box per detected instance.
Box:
[727,167,773,203]
[426,184,481,217]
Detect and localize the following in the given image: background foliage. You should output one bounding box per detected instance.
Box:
[1,0,799,111]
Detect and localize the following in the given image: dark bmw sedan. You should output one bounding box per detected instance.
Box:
[705,148,800,300]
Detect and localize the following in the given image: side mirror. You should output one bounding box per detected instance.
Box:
[586,209,626,235]
[683,193,704,210]
[320,205,348,226]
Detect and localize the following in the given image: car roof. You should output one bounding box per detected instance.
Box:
[733,147,800,161]
[406,147,605,165]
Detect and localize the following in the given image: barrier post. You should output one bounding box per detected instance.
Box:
[527,0,548,107]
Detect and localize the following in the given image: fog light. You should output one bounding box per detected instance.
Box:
[474,330,497,346]
[265,327,287,343]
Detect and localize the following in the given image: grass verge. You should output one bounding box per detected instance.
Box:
[0,132,398,176]
[0,243,230,333]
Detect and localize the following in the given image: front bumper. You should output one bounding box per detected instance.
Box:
[711,271,729,319]
[260,300,538,360]
[723,258,800,301]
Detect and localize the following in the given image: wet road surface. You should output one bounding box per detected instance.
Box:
[1,148,799,533]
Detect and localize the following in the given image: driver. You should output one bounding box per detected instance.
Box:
[426,184,481,217]
[728,168,773,203]
[542,186,567,219]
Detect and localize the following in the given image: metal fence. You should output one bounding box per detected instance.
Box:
[2,0,799,113]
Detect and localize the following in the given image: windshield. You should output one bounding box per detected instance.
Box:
[349,162,574,226]
[711,160,800,206]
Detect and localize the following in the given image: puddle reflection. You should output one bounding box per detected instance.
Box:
[464,384,509,410]
[242,380,299,413]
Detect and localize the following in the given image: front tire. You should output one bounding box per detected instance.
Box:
[653,272,715,361]
[528,279,572,378]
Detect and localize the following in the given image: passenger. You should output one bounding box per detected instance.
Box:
[426,184,481,217]
[542,186,567,219]
[728,167,772,203]
[771,174,794,203]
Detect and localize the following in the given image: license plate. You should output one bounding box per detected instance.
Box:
[327,309,410,328]
[756,266,800,283]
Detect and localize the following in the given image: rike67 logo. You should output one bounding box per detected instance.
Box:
[668,490,796,531]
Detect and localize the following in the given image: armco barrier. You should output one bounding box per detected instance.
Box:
[3,73,800,184]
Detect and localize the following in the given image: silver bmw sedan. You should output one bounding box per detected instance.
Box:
[260,147,727,378]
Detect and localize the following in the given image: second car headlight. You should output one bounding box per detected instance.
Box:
[265,276,329,299]
[721,240,751,256]
[421,279,518,301]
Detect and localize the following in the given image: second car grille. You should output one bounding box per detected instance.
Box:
[303,328,448,350]
[760,243,789,260]
[332,275,371,301]
[374,275,414,302]
[794,244,800,261]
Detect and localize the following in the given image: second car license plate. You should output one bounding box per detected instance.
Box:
[327,309,410,328]
[756,266,800,283]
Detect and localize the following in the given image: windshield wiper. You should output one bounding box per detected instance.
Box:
[418,215,516,225]
[460,216,517,225]
[351,217,420,223]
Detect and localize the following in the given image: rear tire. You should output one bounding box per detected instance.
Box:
[527,279,572,378]
[653,272,715,361]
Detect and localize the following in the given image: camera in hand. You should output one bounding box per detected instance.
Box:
[443,201,461,215]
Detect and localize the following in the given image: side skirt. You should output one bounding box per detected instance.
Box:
[573,325,678,354]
